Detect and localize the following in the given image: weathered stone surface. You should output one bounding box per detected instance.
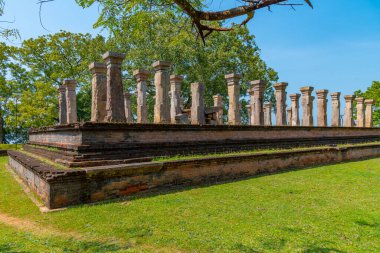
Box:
[300,86,314,126]
[286,107,292,126]
[289,93,300,126]
[273,82,288,126]
[344,95,355,127]
[316,89,329,127]
[246,105,252,125]
[264,102,272,126]
[124,92,133,123]
[248,88,255,126]
[170,75,183,124]
[226,73,241,125]
[58,85,67,125]
[64,80,77,124]
[356,97,365,127]
[191,82,205,125]
[103,52,127,122]
[153,61,171,124]
[89,62,107,122]
[331,92,341,127]
[213,94,224,125]
[251,80,266,126]
[365,99,374,128]
[133,69,149,124]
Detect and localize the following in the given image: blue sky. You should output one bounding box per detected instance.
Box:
[1,0,380,116]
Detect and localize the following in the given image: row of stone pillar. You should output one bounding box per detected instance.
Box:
[58,80,77,124]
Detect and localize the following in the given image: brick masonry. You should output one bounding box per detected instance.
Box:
[7,143,380,209]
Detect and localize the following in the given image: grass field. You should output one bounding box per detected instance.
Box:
[0,156,380,252]
[0,144,21,150]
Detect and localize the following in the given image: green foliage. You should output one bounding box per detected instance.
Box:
[355,81,380,126]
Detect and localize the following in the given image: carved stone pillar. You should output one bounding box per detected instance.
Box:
[286,107,292,126]
[289,93,300,126]
[226,73,241,125]
[191,82,205,125]
[246,105,252,125]
[248,88,255,125]
[264,102,272,126]
[316,89,329,127]
[64,80,77,124]
[356,97,365,127]
[124,92,133,123]
[331,92,341,127]
[103,52,126,122]
[213,94,224,125]
[300,86,314,126]
[89,62,107,122]
[251,80,266,126]
[365,99,374,128]
[343,95,355,127]
[133,69,149,124]
[170,75,183,124]
[153,61,171,124]
[58,85,67,125]
[273,82,288,126]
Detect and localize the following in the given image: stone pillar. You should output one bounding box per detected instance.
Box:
[344,95,355,127]
[124,92,133,123]
[133,69,149,124]
[191,82,205,125]
[246,105,252,125]
[213,94,224,125]
[316,89,328,127]
[300,86,314,126]
[273,82,288,126]
[251,80,266,126]
[58,85,67,125]
[331,92,341,127]
[89,62,107,122]
[226,73,241,125]
[365,99,374,128]
[170,75,183,124]
[356,97,365,127]
[263,102,272,126]
[248,88,255,125]
[64,80,78,124]
[153,61,171,124]
[103,52,126,122]
[289,94,300,126]
[286,107,292,126]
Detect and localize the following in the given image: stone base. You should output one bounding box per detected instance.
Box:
[7,143,380,209]
[27,122,380,167]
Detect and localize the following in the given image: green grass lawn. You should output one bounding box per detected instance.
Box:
[0,144,21,150]
[0,156,380,252]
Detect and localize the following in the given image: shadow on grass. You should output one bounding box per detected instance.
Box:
[302,246,346,253]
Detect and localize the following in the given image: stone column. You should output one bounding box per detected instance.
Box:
[213,94,224,125]
[170,75,183,124]
[343,95,355,127]
[356,97,365,127]
[331,92,341,127]
[251,80,266,126]
[273,82,288,126]
[246,105,252,125]
[226,73,241,125]
[289,94,300,126]
[248,88,255,125]
[365,99,374,128]
[89,62,107,122]
[64,80,78,124]
[133,69,149,124]
[316,89,329,127]
[264,102,272,126]
[103,52,126,122]
[58,85,67,125]
[286,107,292,126]
[153,61,171,124]
[124,92,133,123]
[191,82,205,125]
[300,86,314,126]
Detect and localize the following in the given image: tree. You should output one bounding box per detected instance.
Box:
[0,0,19,39]
[355,81,380,126]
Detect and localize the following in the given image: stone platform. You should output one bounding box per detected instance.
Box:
[26,122,380,167]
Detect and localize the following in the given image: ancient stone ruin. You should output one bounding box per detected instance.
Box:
[8,51,379,210]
